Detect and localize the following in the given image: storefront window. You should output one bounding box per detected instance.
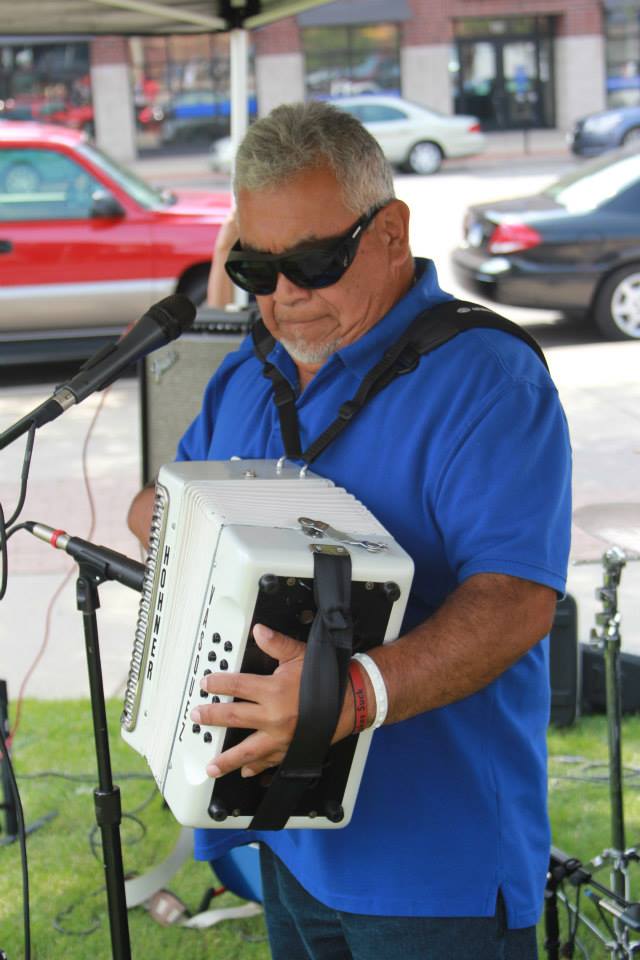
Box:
[0,41,92,131]
[452,17,555,130]
[605,5,640,108]
[303,24,400,99]
[130,34,256,150]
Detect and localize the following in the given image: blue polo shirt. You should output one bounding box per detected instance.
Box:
[177,259,572,928]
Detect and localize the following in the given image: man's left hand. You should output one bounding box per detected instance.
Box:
[191,623,319,779]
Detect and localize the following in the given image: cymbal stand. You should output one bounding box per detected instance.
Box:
[545,546,640,958]
[588,547,633,915]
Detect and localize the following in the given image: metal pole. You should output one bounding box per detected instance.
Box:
[0,680,18,839]
[591,547,628,911]
[230,27,249,308]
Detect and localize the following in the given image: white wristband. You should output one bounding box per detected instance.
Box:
[352,653,388,729]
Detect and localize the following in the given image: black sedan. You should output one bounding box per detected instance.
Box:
[451,148,640,340]
[570,105,640,157]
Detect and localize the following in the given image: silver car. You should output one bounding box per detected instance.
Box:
[209,95,485,177]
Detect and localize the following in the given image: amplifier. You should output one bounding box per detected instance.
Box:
[580,644,640,716]
[549,594,579,728]
[139,307,254,484]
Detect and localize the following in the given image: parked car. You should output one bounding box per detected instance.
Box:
[0,121,231,363]
[569,105,640,157]
[159,89,257,144]
[451,147,640,340]
[209,95,485,176]
[332,95,485,174]
[0,96,94,134]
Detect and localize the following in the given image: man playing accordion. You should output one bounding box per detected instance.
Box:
[128,100,572,960]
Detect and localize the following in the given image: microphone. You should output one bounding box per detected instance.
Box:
[0,294,195,450]
[25,523,146,593]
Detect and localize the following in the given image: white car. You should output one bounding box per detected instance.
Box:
[209,95,485,177]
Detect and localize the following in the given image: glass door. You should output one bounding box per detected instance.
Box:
[501,40,540,127]
[454,26,554,130]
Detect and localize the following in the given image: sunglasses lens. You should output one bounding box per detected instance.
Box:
[225,260,278,295]
[284,244,352,289]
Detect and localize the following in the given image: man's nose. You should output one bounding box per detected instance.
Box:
[273,271,311,303]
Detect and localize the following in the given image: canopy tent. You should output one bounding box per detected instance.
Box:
[0,0,329,35]
[0,0,332,306]
[0,0,331,209]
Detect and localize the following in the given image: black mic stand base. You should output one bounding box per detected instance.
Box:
[0,812,58,848]
[0,679,58,847]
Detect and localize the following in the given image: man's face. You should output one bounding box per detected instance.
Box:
[236,165,409,372]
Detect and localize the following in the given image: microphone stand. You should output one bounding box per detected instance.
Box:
[73,553,144,960]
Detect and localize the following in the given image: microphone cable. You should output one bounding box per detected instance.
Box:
[0,421,36,603]
[0,383,110,960]
[7,385,110,746]
[0,722,30,960]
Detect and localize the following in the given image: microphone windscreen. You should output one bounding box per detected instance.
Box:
[148,294,197,340]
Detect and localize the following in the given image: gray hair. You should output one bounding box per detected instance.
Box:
[233,100,395,215]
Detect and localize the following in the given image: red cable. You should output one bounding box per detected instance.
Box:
[7,385,112,747]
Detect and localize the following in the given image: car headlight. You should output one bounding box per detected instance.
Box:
[583,112,624,135]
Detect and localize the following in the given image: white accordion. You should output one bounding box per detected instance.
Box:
[121,460,413,830]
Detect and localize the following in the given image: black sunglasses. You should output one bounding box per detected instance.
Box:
[224,205,385,296]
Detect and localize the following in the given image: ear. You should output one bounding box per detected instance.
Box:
[375,199,411,266]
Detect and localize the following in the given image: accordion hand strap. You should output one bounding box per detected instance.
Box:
[249,550,353,830]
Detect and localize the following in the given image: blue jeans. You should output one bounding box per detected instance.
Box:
[259,845,538,960]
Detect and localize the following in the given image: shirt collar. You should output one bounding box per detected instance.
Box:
[266,257,453,385]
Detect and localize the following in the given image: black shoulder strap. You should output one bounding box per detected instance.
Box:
[251,298,548,465]
[419,299,548,370]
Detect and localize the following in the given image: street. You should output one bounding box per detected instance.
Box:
[0,154,639,702]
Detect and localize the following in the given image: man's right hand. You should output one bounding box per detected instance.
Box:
[126,484,156,549]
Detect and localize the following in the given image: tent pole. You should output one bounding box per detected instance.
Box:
[230,28,250,307]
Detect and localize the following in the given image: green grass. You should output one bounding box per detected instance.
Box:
[541,715,640,957]
[0,700,270,960]
[2,704,640,959]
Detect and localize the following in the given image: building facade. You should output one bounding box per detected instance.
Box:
[1,1,640,159]
[256,0,609,132]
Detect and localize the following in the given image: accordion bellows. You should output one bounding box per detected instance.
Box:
[121,460,414,829]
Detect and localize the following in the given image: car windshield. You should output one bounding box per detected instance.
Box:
[76,141,168,209]
[544,152,640,213]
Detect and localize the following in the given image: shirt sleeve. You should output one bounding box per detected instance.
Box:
[174,336,255,462]
[175,374,220,462]
[432,379,573,594]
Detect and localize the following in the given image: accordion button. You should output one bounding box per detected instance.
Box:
[220,660,229,670]
[259,574,280,595]
[208,801,228,822]
[192,723,201,734]
[224,641,233,652]
[213,633,221,643]
[203,732,212,743]
[200,689,208,697]
[383,581,401,602]
[204,669,212,676]
[208,651,217,662]
[212,696,220,703]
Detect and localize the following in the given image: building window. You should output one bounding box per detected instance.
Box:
[130,34,256,149]
[302,23,400,99]
[451,16,555,131]
[0,42,91,131]
[605,5,640,107]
